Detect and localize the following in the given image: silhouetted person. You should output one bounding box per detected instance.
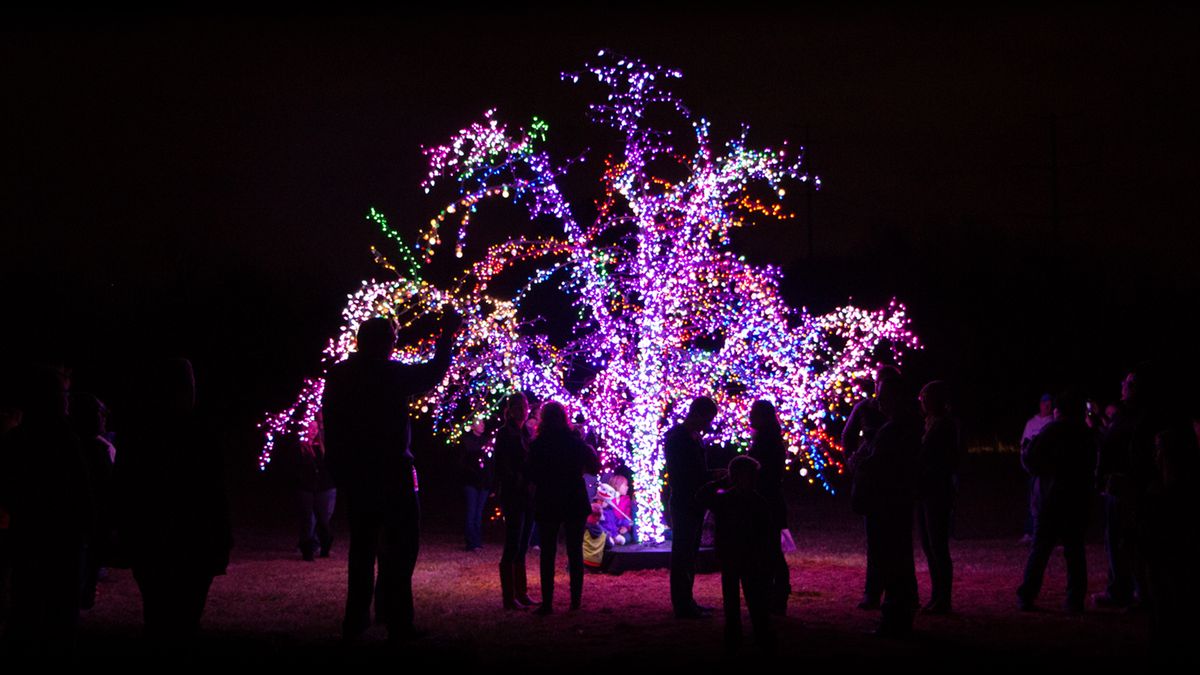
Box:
[1016,390,1095,613]
[747,399,790,615]
[1020,394,1056,543]
[842,364,900,610]
[666,396,719,619]
[288,412,335,561]
[697,455,776,653]
[322,313,459,641]
[850,377,920,637]
[527,401,600,614]
[495,393,535,609]
[916,381,962,614]
[115,358,231,643]
[1093,369,1149,609]
[460,419,492,552]
[0,375,19,629]
[0,366,91,652]
[1141,418,1200,660]
[70,392,117,609]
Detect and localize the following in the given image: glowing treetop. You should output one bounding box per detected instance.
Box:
[260,52,918,542]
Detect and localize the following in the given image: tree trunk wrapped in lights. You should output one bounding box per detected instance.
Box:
[261,53,918,543]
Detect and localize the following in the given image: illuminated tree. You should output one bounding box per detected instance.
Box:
[261,53,918,542]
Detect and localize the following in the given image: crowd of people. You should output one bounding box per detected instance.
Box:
[1,311,1197,660]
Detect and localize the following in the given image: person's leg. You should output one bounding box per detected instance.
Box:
[670,508,702,615]
[1102,495,1134,604]
[565,517,586,609]
[499,509,521,607]
[720,566,742,649]
[464,486,481,550]
[1017,515,1057,609]
[769,533,790,615]
[537,520,561,611]
[381,493,420,639]
[879,508,916,635]
[344,505,382,638]
[925,495,954,609]
[316,488,336,556]
[297,489,318,560]
[862,515,883,608]
[514,511,535,604]
[744,570,775,651]
[1063,523,1087,612]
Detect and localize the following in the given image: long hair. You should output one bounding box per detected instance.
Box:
[536,400,571,437]
[750,399,783,439]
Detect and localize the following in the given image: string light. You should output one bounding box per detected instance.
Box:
[260,52,918,542]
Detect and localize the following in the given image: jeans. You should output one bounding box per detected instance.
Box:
[464,486,489,550]
[1018,513,1087,609]
[670,506,705,614]
[344,490,420,639]
[297,488,336,554]
[537,517,586,608]
[916,493,953,607]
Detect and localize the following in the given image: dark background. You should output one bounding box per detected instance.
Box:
[4,7,1198,485]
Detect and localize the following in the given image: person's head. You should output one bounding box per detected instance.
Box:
[919,381,951,419]
[536,400,570,436]
[609,474,629,496]
[356,317,397,359]
[684,396,718,433]
[876,377,914,420]
[874,365,902,392]
[749,399,781,437]
[505,393,529,427]
[1053,389,1086,421]
[728,455,760,490]
[1038,393,1054,417]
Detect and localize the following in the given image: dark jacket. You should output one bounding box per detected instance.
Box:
[665,424,707,514]
[851,415,921,516]
[528,428,600,522]
[322,337,451,506]
[748,431,787,530]
[1022,418,1096,525]
[917,416,963,500]
[459,431,493,490]
[696,479,775,569]
[115,409,232,577]
[494,422,532,513]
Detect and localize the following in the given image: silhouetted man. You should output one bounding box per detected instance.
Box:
[665,396,718,619]
[1017,390,1096,613]
[842,364,900,610]
[323,312,459,641]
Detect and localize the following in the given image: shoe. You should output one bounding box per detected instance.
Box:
[1017,598,1038,612]
[675,609,707,619]
[319,547,331,558]
[922,600,951,615]
[534,603,554,616]
[694,603,716,614]
[857,597,881,611]
[301,549,315,562]
[515,594,536,607]
[1092,592,1131,609]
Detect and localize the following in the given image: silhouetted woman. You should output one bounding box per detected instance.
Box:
[115,358,231,642]
[495,393,535,609]
[527,401,599,614]
[748,399,791,615]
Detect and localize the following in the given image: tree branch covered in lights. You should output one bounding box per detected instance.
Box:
[260,52,918,542]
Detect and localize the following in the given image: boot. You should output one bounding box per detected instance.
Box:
[500,561,519,609]
[514,562,535,606]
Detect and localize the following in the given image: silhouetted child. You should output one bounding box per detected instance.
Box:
[696,455,776,652]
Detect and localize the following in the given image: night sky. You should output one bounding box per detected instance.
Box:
[4,7,1198,455]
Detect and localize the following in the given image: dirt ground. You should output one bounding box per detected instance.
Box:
[66,454,1162,671]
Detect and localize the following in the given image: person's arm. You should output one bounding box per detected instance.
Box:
[694,477,726,511]
[581,439,601,475]
[398,312,463,398]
